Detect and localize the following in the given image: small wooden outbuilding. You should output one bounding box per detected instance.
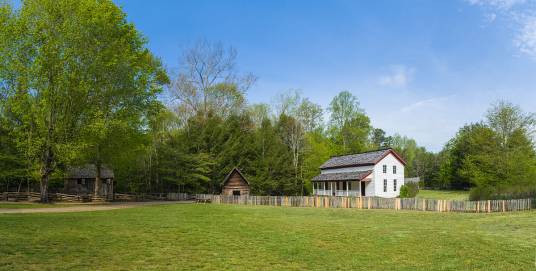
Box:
[64,164,114,198]
[222,168,250,196]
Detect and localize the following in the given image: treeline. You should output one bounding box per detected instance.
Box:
[1,0,535,201]
[434,101,536,200]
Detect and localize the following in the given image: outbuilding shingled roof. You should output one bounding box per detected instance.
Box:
[311,170,372,182]
[67,165,114,179]
[319,148,406,169]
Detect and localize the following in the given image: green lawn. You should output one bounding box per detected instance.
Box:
[416,189,470,200]
[1,203,535,270]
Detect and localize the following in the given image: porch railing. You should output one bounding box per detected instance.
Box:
[314,190,361,197]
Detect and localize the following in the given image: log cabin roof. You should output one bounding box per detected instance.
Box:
[67,164,114,179]
[311,170,372,182]
[319,148,406,170]
[221,167,249,186]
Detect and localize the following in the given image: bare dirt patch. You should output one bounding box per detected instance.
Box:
[0,201,192,214]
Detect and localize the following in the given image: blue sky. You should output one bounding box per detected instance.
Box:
[114,0,536,151]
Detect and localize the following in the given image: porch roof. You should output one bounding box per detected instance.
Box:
[311,170,372,182]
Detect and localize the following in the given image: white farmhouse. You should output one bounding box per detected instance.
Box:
[312,148,406,198]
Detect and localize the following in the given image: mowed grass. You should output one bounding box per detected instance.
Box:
[417,189,470,200]
[1,204,535,271]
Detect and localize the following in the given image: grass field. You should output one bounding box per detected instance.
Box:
[416,189,470,200]
[1,203,535,270]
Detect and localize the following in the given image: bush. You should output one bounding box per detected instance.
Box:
[399,182,419,198]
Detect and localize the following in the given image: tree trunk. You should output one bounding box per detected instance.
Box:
[40,173,49,203]
[39,146,54,203]
[94,163,102,196]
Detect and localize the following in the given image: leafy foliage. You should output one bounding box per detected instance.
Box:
[436,102,536,200]
[399,183,419,198]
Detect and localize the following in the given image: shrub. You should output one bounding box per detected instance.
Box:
[399,182,419,198]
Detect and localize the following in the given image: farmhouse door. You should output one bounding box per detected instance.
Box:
[361,181,366,196]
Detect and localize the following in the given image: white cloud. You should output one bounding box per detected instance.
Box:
[514,15,536,58]
[400,96,450,113]
[484,12,497,23]
[467,0,526,10]
[377,65,414,88]
[467,0,536,59]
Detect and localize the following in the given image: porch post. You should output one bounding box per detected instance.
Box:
[346,181,348,197]
[359,180,362,198]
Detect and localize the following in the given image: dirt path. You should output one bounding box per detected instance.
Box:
[0,201,192,214]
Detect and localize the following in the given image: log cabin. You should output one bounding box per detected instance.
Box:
[221,168,250,196]
[312,148,406,198]
[64,164,114,199]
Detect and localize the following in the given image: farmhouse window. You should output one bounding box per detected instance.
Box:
[383,165,387,173]
[383,179,387,192]
[348,182,352,190]
[394,179,397,191]
[393,166,397,174]
[336,182,340,190]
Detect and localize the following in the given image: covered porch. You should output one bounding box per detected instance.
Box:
[311,171,372,197]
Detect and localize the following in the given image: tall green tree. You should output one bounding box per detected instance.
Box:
[328,91,370,154]
[0,0,167,201]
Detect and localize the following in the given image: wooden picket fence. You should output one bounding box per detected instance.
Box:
[195,194,533,213]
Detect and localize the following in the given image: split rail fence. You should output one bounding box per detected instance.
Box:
[195,194,533,213]
[1,192,190,202]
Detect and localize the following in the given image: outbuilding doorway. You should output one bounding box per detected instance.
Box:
[233,190,241,196]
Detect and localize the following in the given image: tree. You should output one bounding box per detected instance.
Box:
[247,103,271,128]
[486,101,536,147]
[297,98,323,133]
[170,40,256,120]
[340,114,371,154]
[328,91,364,129]
[0,0,167,201]
[328,91,370,153]
[274,90,324,194]
[370,128,388,149]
